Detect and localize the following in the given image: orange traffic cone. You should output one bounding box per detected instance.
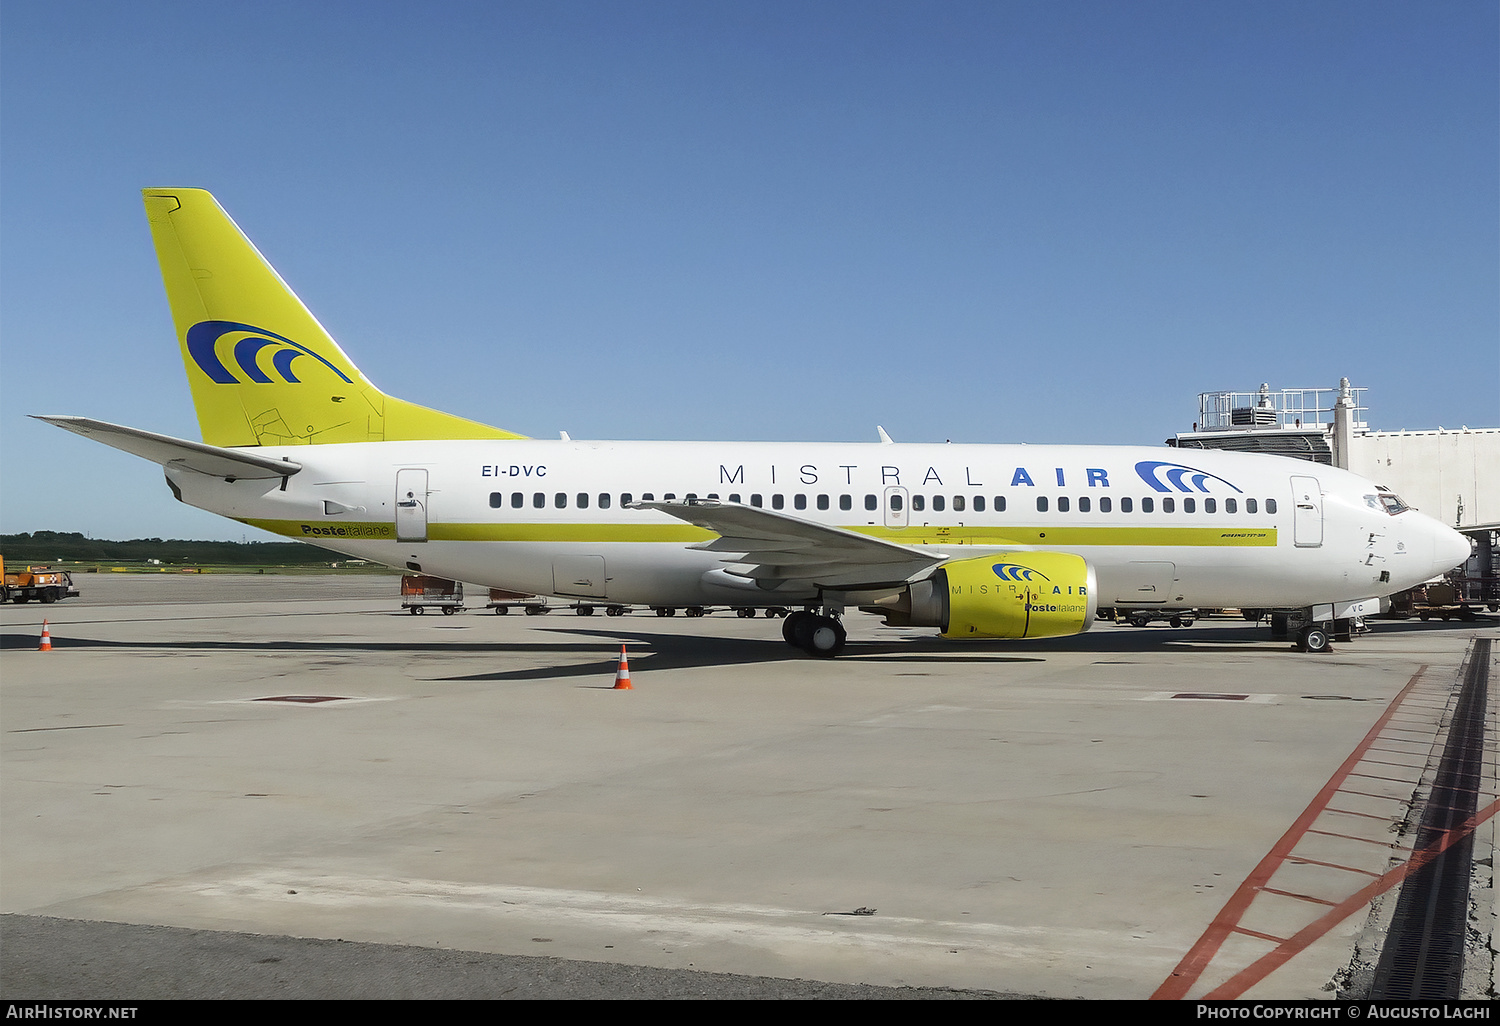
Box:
[38,620,52,652]
[613,644,632,690]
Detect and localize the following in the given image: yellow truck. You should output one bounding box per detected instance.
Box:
[1,557,80,604]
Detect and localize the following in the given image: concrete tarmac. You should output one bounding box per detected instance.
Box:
[2,575,1494,999]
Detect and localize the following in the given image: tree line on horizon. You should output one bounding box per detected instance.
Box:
[1,531,344,565]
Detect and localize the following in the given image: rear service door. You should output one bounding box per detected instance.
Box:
[396,469,429,542]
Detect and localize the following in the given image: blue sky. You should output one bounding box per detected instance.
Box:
[2,0,1496,540]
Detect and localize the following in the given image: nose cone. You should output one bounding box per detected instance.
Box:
[1435,523,1472,573]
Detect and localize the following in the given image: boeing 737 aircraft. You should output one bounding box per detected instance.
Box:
[41,189,1471,656]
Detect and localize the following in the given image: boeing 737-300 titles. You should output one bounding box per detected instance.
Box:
[39,189,1472,656]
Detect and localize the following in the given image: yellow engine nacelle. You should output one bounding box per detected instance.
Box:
[874,552,1097,639]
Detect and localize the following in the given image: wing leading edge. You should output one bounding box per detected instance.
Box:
[634,499,948,589]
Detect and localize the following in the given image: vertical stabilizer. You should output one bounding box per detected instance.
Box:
[143,189,523,446]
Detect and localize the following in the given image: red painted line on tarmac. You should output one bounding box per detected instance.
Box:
[1260,887,1340,906]
[1232,926,1288,944]
[1350,770,1428,784]
[1283,855,1382,877]
[1202,799,1500,999]
[1325,806,1398,823]
[1152,665,1428,1001]
[1306,827,1397,847]
[1336,787,1415,803]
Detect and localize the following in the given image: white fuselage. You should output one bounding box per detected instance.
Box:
[168,439,1470,610]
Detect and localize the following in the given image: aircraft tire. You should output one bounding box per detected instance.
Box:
[1298,626,1330,653]
[802,616,846,658]
[783,611,808,647]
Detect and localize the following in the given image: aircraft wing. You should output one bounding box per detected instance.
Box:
[634,499,948,589]
[35,416,302,480]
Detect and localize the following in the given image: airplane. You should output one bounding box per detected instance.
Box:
[39,189,1472,657]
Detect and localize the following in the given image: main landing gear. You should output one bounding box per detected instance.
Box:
[782,608,846,658]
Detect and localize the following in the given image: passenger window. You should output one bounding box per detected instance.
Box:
[1183,498,1195,513]
[1142,497,1154,513]
[533,493,545,508]
[1266,498,1278,514]
[839,494,852,511]
[772,494,784,510]
[1225,498,1235,513]
[1247,498,1257,513]
[953,495,965,512]
[750,494,763,507]
[1037,496,1048,512]
[994,496,1006,512]
[890,494,904,511]
[577,492,589,509]
[1078,496,1090,512]
[794,494,807,510]
[1163,497,1175,513]
[621,493,634,506]
[1204,498,1215,513]
[817,494,830,510]
[663,493,675,501]
[489,492,503,509]
[932,495,945,512]
[1099,497,1111,512]
[912,495,926,512]
[865,494,878,511]
[973,496,985,512]
[555,493,567,508]
[685,493,697,501]
[599,493,612,509]
[511,492,524,509]
[1057,496,1069,512]
[728,493,741,503]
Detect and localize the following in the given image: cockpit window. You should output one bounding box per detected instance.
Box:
[1376,489,1409,515]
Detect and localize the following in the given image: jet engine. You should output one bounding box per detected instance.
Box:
[865,552,1097,639]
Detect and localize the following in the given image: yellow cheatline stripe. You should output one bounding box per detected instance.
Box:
[432,522,715,543]
[851,525,1277,547]
[243,517,1275,547]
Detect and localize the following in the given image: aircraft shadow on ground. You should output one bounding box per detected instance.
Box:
[1,616,1490,688]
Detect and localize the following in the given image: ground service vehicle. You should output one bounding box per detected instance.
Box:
[401,574,462,615]
[1,558,79,605]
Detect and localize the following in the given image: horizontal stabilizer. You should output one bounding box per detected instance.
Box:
[34,416,302,480]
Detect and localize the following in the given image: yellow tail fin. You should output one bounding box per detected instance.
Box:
[143,188,524,447]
